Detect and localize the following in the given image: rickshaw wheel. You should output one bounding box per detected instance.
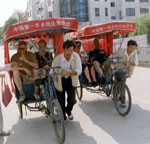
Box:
[17,102,23,119]
[113,82,132,116]
[76,78,83,101]
[51,99,65,144]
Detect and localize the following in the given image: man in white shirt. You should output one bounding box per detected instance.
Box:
[124,41,138,67]
[114,40,138,106]
[50,40,82,121]
[0,63,17,137]
[115,39,139,77]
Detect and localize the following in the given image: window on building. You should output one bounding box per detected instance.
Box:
[125,0,135,2]
[27,12,30,17]
[140,8,149,14]
[111,2,115,7]
[36,0,40,4]
[140,0,149,2]
[60,0,89,22]
[95,8,100,16]
[126,8,135,16]
[119,11,123,19]
[48,11,52,17]
[111,16,116,19]
[47,0,52,6]
[105,8,108,16]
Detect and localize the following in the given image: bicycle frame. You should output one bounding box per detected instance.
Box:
[44,78,57,111]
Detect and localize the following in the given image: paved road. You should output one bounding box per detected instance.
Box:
[0,48,150,144]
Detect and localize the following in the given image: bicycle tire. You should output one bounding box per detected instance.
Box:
[51,99,65,144]
[113,82,132,116]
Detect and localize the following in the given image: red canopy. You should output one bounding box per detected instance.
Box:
[66,21,136,55]
[67,21,136,39]
[4,18,78,63]
[4,18,78,41]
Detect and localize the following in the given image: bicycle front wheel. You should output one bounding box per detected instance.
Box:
[51,99,65,144]
[113,82,132,116]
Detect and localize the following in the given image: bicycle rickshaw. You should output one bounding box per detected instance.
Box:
[67,21,136,116]
[3,17,78,144]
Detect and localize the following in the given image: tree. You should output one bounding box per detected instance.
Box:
[0,17,18,39]
[0,27,3,39]
[129,14,150,43]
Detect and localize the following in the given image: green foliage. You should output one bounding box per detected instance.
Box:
[0,27,3,39]
[129,14,150,43]
[0,17,18,39]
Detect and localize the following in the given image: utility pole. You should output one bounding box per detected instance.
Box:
[67,0,71,17]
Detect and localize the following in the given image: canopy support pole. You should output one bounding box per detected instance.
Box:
[107,32,113,55]
[53,32,64,56]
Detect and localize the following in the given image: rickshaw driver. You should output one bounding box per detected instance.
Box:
[115,39,139,78]
[50,40,82,121]
[112,40,138,106]
[11,41,40,102]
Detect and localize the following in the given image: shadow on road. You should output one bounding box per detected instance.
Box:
[0,137,4,144]
[79,98,150,144]
[5,116,97,144]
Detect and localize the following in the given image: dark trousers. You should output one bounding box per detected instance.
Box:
[56,77,76,119]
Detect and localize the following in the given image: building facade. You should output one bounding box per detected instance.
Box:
[111,0,150,21]
[47,0,60,17]
[26,0,37,20]
[24,0,150,26]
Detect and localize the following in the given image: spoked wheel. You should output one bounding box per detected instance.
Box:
[17,102,23,119]
[76,78,83,101]
[51,99,65,144]
[113,81,132,116]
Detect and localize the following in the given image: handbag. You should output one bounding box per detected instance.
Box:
[1,76,12,107]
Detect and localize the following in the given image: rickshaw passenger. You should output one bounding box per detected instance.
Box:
[89,38,108,78]
[35,39,53,70]
[75,41,97,86]
[35,40,53,97]
[11,41,40,102]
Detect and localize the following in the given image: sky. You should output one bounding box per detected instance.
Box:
[0,0,28,27]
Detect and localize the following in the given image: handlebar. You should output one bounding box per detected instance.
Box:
[111,66,130,78]
[31,67,62,78]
